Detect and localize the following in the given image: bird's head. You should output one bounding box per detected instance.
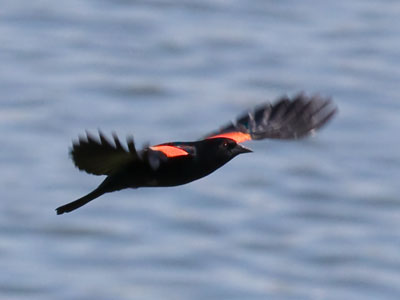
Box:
[206,137,252,163]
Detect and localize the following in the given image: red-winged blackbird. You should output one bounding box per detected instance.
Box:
[56,94,337,215]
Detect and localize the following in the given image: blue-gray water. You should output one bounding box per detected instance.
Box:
[1,1,400,299]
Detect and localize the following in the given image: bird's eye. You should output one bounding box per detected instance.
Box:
[223,142,228,147]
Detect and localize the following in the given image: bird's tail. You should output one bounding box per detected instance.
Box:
[56,187,106,215]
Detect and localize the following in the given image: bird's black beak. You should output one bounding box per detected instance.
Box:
[233,143,253,155]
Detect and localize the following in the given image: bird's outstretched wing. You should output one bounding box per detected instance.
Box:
[205,94,337,142]
[71,132,195,175]
[71,131,140,175]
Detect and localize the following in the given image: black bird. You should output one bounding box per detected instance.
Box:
[56,94,337,215]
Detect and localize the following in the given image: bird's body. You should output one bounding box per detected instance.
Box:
[99,139,250,189]
[56,94,337,215]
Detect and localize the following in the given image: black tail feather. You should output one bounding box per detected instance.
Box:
[56,188,106,215]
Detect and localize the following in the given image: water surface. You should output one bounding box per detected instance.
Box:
[1,1,400,299]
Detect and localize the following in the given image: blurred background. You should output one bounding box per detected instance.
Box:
[1,0,400,299]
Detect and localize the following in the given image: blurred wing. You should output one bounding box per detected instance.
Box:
[71,131,139,175]
[205,93,337,141]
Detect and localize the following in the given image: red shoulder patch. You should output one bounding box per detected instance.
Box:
[207,131,251,143]
[149,145,190,158]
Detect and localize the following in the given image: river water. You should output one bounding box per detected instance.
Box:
[1,1,400,299]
